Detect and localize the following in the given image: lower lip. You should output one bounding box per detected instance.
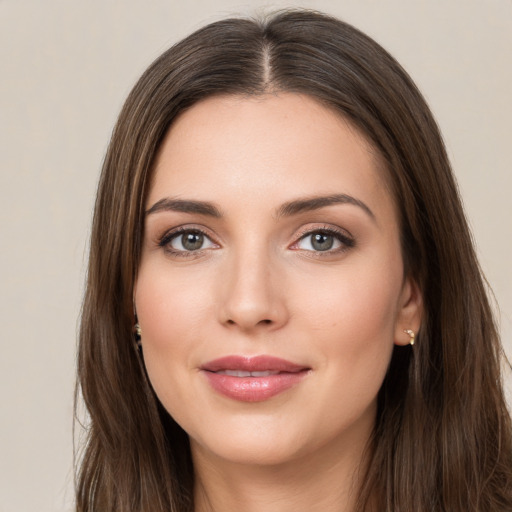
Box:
[202,371,309,402]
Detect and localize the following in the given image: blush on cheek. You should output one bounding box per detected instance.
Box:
[309,279,396,334]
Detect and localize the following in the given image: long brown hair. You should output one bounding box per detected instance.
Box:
[76,9,512,511]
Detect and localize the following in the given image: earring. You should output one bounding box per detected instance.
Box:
[404,329,415,346]
[134,323,142,347]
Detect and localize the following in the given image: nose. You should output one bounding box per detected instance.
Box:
[218,247,289,333]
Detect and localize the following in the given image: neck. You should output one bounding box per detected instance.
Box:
[192,427,373,512]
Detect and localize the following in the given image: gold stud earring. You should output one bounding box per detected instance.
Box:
[134,323,142,347]
[404,329,415,345]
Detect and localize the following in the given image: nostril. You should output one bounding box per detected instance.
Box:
[225,318,272,326]
[227,319,272,325]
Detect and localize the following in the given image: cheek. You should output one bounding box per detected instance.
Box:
[134,263,212,404]
[136,261,212,340]
[298,266,399,410]
[293,254,403,402]
[297,259,401,343]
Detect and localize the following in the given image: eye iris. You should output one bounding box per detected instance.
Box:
[311,233,334,251]
[182,232,204,251]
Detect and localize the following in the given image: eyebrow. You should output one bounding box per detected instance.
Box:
[276,194,375,221]
[146,193,375,221]
[146,198,222,217]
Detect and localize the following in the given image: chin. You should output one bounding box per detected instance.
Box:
[191,432,309,468]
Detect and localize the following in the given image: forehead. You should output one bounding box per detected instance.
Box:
[148,93,394,219]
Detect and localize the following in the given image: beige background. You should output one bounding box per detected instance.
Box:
[0,1,510,511]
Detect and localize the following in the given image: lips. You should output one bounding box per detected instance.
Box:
[200,355,310,402]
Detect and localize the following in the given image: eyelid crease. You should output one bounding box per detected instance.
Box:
[293,224,354,240]
[159,226,209,242]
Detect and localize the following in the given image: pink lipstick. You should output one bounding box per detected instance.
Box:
[200,355,310,402]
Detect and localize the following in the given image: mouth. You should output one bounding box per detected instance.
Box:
[214,370,282,377]
[200,355,310,402]
[201,355,308,373]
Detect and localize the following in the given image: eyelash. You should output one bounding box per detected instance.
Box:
[292,226,355,255]
[157,225,355,257]
[158,226,216,258]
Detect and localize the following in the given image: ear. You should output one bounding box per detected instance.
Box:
[394,276,423,346]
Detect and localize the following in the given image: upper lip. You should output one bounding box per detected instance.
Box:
[200,355,309,373]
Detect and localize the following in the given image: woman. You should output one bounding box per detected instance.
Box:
[76,9,512,512]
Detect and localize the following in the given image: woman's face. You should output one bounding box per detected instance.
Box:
[135,93,421,467]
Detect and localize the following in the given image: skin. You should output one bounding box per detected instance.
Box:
[135,93,422,512]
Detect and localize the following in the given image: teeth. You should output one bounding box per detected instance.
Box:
[251,371,279,377]
[218,370,280,377]
[223,370,251,377]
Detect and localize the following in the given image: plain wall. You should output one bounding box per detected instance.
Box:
[0,1,510,510]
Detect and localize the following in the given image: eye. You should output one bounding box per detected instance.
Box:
[160,228,216,253]
[293,228,355,253]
